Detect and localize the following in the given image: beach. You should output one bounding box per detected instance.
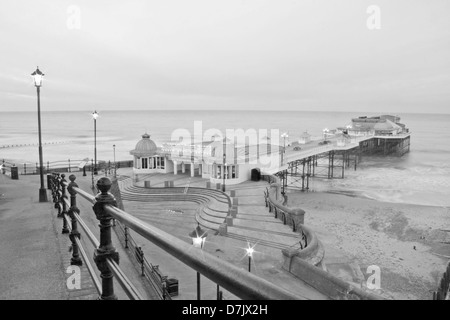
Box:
[287,191,450,300]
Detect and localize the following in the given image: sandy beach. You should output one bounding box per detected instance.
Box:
[287,191,450,300]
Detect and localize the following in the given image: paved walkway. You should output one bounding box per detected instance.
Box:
[0,172,157,300]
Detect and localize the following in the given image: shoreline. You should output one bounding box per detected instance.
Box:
[322,189,450,209]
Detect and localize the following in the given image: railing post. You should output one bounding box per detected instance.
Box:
[51,173,58,204]
[162,281,167,300]
[54,173,62,211]
[68,159,71,172]
[47,161,49,173]
[60,174,70,234]
[24,163,27,175]
[124,226,129,249]
[135,247,145,276]
[93,177,119,300]
[68,174,82,266]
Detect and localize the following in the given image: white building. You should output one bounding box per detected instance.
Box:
[130,133,282,185]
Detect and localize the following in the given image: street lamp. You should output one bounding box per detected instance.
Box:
[113,144,116,178]
[222,157,227,192]
[281,132,288,165]
[92,111,99,175]
[189,223,208,300]
[31,67,48,202]
[323,128,329,142]
[245,245,255,272]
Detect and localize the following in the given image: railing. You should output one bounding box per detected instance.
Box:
[261,175,306,245]
[1,159,133,176]
[50,173,302,300]
[50,173,143,300]
[113,220,174,299]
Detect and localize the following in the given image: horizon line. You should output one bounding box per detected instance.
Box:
[0,109,449,115]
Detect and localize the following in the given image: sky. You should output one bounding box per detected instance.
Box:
[0,0,449,113]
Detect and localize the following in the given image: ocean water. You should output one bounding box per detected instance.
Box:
[1,110,449,207]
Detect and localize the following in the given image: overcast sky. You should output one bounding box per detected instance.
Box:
[0,0,449,113]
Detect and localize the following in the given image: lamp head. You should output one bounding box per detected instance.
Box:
[31,67,44,87]
[189,224,208,249]
[246,247,255,258]
[92,110,99,120]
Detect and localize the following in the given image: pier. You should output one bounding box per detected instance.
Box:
[263,115,411,194]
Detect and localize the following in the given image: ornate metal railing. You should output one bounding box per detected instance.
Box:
[50,173,302,300]
[1,158,133,176]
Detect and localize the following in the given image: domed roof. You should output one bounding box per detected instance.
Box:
[130,133,157,157]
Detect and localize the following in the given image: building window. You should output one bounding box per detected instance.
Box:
[142,157,148,169]
[231,166,236,179]
[161,157,165,169]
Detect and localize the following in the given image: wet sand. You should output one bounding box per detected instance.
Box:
[287,191,450,300]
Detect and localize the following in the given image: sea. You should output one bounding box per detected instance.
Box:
[1,110,449,207]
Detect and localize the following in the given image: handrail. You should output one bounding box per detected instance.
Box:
[102,204,300,300]
[56,173,302,300]
[51,173,144,300]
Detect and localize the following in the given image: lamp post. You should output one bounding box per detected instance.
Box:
[246,246,255,272]
[281,132,288,165]
[113,144,116,178]
[222,136,227,192]
[222,158,227,193]
[31,67,48,202]
[189,223,208,300]
[92,111,99,175]
[323,128,329,142]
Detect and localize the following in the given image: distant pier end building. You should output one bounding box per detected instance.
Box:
[344,115,410,156]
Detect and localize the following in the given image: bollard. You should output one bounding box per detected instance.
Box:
[10,165,18,180]
[60,174,70,234]
[68,175,82,266]
[92,177,119,300]
[83,165,86,177]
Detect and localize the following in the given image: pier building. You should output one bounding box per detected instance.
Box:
[129,115,411,189]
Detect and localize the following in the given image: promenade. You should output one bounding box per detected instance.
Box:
[0,172,155,300]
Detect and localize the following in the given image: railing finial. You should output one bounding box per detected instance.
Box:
[92,176,119,300]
